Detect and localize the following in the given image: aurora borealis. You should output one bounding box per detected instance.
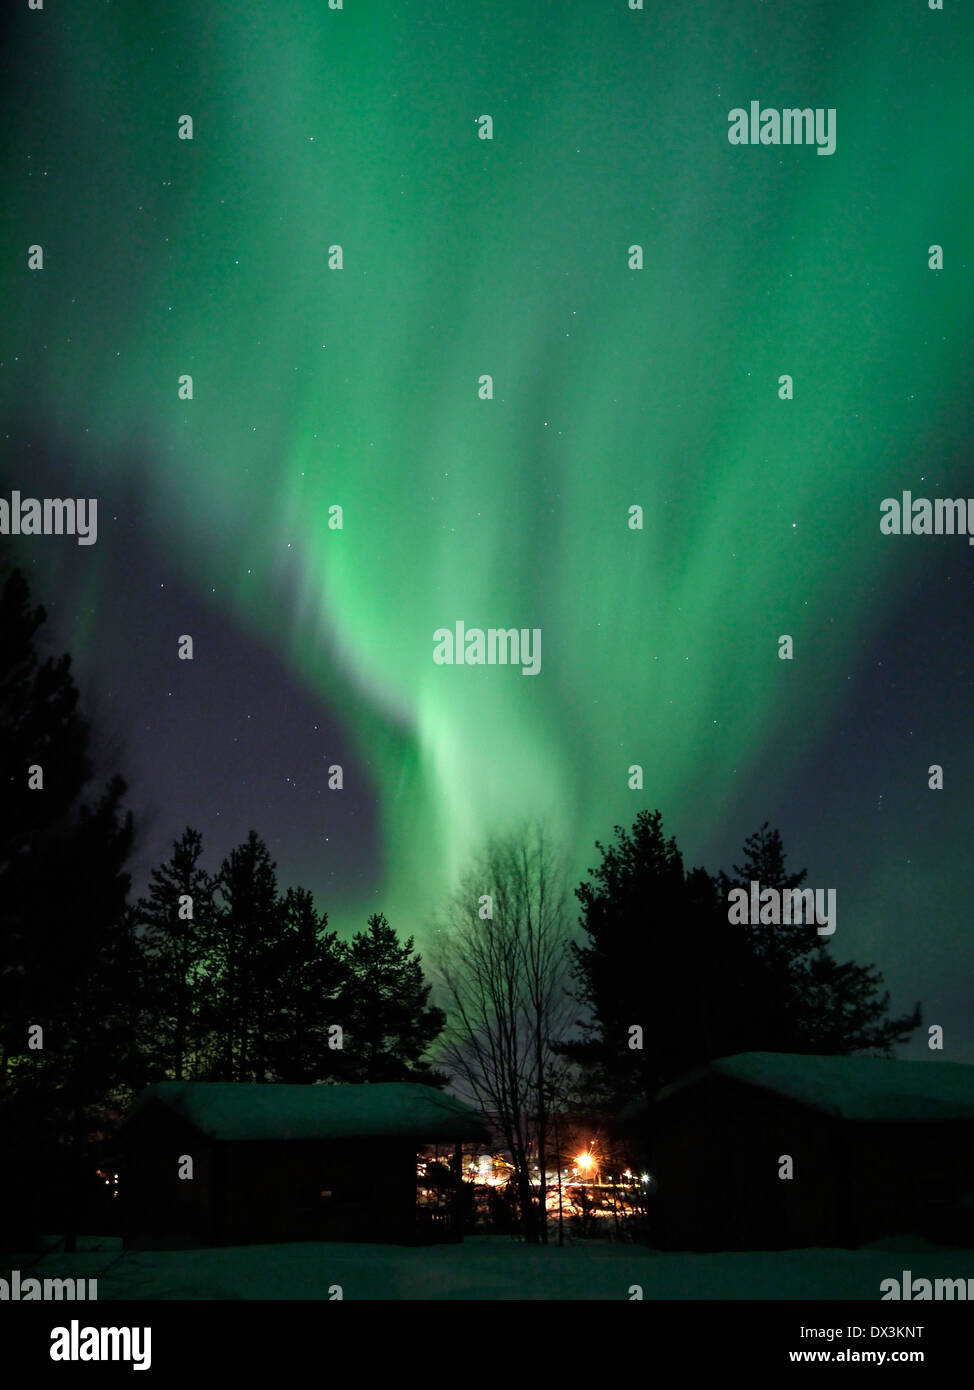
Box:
[2,2,973,1057]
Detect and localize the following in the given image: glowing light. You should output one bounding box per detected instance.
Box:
[576,1152,594,1171]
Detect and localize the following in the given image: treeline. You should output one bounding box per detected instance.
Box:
[434,815,923,1243]
[561,809,923,1115]
[2,806,445,1183]
[135,827,445,1087]
[1,565,923,1247]
[0,568,444,1243]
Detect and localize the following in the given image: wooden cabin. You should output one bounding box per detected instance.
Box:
[652,1052,974,1251]
[121,1080,489,1250]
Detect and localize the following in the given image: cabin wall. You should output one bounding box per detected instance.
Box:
[653,1079,838,1251]
[654,1081,974,1252]
[125,1129,423,1248]
[847,1122,974,1247]
[218,1138,418,1246]
[123,1107,214,1250]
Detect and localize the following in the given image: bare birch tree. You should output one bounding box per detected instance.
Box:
[431,824,574,1244]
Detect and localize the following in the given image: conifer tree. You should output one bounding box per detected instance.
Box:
[563,811,921,1114]
[343,914,445,1084]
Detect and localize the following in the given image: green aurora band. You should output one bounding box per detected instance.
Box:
[2,3,973,989]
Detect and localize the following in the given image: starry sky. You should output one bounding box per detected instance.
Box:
[2,1,972,1059]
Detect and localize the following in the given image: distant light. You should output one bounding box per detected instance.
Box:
[576,1152,594,1171]
[641,1173,650,1183]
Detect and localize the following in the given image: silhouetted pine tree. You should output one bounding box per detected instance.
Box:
[342,914,446,1084]
[722,823,921,1056]
[209,831,279,1081]
[136,826,216,1080]
[0,567,134,1248]
[562,811,921,1116]
[560,810,713,1110]
[265,886,349,1082]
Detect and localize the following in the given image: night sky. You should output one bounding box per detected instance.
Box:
[2,2,972,1059]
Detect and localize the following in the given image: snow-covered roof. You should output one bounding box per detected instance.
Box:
[658,1052,974,1123]
[126,1081,490,1143]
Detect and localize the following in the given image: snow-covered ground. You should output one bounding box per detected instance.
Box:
[9,1235,973,1300]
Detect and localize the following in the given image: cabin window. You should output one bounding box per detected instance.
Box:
[300,1184,372,1206]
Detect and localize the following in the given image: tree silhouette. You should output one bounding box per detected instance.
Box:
[265,886,348,1082]
[137,826,216,1081]
[0,567,134,1248]
[721,822,921,1056]
[433,825,573,1244]
[209,831,279,1081]
[562,810,921,1116]
[343,914,446,1084]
